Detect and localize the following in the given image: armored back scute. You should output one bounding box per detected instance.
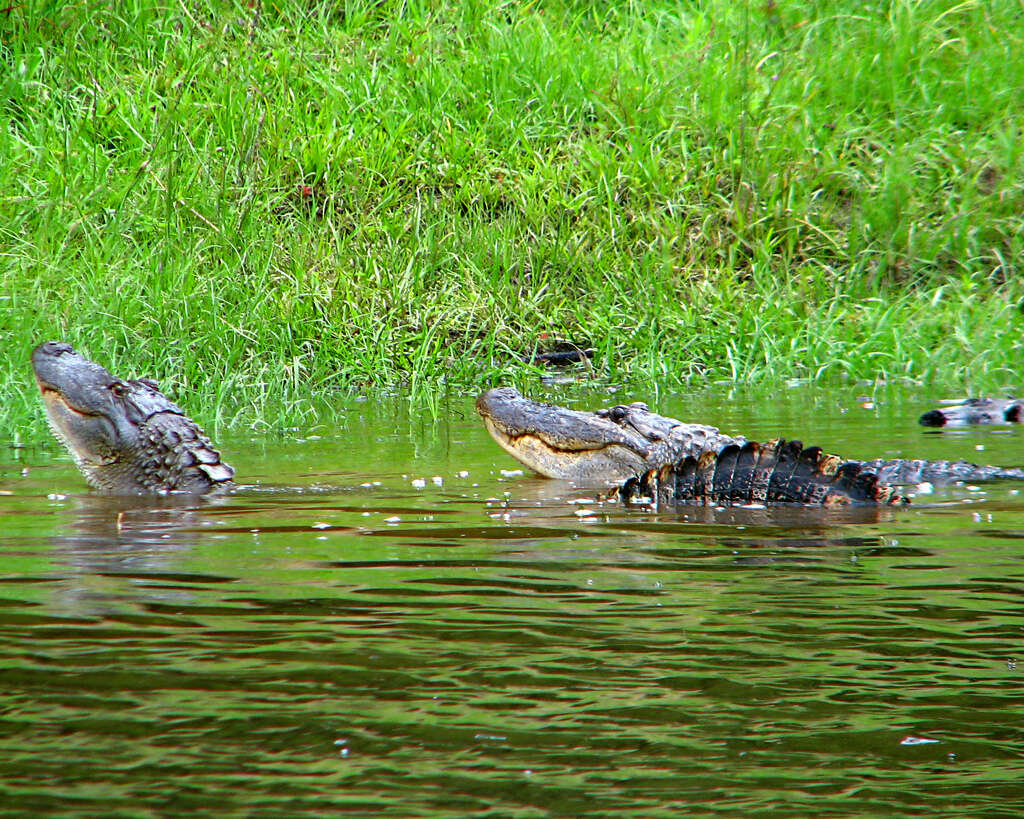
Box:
[623,439,907,508]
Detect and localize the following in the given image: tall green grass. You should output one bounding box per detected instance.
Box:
[2,0,1022,434]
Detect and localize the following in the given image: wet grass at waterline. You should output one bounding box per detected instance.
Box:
[2,0,1022,433]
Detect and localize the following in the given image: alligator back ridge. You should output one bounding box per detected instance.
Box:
[622,439,907,507]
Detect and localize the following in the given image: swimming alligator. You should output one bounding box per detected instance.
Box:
[32,341,234,494]
[920,398,1024,427]
[476,387,1024,508]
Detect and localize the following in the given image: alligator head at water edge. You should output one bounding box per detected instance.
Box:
[920,397,1024,427]
[476,387,1024,508]
[32,341,234,494]
[474,386,740,485]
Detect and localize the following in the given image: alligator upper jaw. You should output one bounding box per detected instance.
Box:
[475,387,652,484]
[32,341,121,415]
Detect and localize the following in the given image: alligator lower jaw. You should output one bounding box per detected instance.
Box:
[38,387,108,433]
[38,388,119,467]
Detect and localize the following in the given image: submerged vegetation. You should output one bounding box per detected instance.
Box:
[1,0,1022,431]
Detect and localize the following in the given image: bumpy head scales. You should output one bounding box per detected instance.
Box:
[32,341,234,494]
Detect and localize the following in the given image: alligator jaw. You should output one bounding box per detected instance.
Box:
[479,415,648,484]
[475,387,651,484]
[34,346,124,471]
[36,385,120,469]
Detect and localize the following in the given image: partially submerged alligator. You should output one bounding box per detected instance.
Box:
[32,341,234,494]
[920,398,1024,427]
[30,339,1024,507]
[476,387,1024,508]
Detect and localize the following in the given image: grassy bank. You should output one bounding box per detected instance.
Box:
[2,0,1022,433]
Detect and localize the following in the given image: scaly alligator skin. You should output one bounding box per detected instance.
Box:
[476,388,1024,506]
[622,439,904,507]
[920,398,1024,427]
[32,341,234,494]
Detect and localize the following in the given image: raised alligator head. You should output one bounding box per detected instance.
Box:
[32,341,234,494]
[475,386,738,485]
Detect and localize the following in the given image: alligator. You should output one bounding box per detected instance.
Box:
[920,398,1024,427]
[476,387,1024,508]
[32,341,234,494]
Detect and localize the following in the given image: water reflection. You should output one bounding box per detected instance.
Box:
[1,385,1023,815]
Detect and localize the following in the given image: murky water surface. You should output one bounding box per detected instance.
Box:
[2,385,1024,816]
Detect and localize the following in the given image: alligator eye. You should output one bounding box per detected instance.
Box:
[609,406,629,422]
[110,382,129,398]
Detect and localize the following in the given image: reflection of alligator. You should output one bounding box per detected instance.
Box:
[32,342,234,494]
[476,388,1024,507]
[920,398,1024,427]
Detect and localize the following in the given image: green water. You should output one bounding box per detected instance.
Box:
[2,385,1023,816]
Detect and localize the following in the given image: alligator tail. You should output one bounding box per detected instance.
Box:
[858,458,1024,485]
[622,439,907,508]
